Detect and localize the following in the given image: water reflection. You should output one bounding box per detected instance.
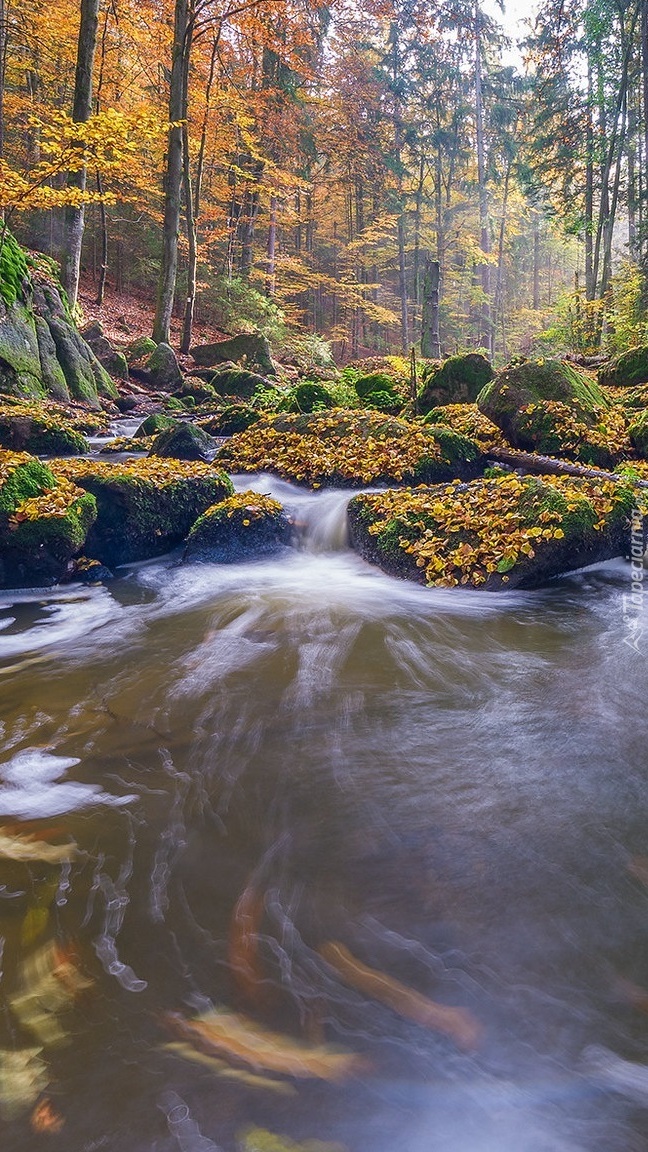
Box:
[0,476,646,1150]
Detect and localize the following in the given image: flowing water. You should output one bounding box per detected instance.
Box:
[0,473,647,1152]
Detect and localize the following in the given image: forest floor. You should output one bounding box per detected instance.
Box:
[78,275,227,361]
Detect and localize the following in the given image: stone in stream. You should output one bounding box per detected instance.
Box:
[149,421,216,461]
[48,456,233,567]
[348,471,637,590]
[477,358,630,468]
[216,410,483,488]
[184,491,293,563]
[0,449,97,588]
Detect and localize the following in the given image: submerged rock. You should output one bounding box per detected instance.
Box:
[216,410,483,488]
[348,471,637,590]
[0,449,97,587]
[184,491,293,563]
[476,358,629,467]
[49,457,233,566]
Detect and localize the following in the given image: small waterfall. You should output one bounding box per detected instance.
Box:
[230,472,355,554]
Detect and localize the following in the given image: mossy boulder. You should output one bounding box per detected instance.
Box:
[134,412,178,438]
[348,472,636,590]
[476,359,628,466]
[0,411,89,455]
[149,422,215,461]
[184,491,293,563]
[598,346,648,388]
[83,329,129,380]
[424,403,505,450]
[173,379,218,405]
[126,336,157,363]
[210,368,272,400]
[146,342,183,390]
[0,450,97,587]
[49,457,234,566]
[216,410,483,488]
[285,381,335,412]
[191,333,276,376]
[419,353,493,413]
[628,410,648,458]
[199,405,260,436]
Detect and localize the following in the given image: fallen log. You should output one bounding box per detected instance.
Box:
[487,447,648,488]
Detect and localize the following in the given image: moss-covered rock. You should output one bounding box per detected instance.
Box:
[476,359,629,466]
[628,410,648,458]
[0,450,97,587]
[210,368,272,400]
[285,381,335,412]
[199,405,260,436]
[191,332,276,376]
[0,231,29,306]
[424,403,506,450]
[348,472,636,590]
[0,411,88,455]
[0,301,45,398]
[125,336,157,363]
[146,342,183,390]
[216,410,483,488]
[419,353,493,413]
[173,379,218,405]
[149,422,215,461]
[598,346,648,388]
[134,412,178,438]
[49,457,234,566]
[184,491,293,563]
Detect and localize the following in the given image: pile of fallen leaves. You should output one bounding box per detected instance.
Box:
[424,404,505,450]
[0,449,34,487]
[8,477,89,526]
[50,455,221,489]
[216,410,476,487]
[204,491,284,521]
[356,472,631,588]
[517,399,630,462]
[0,397,108,435]
[99,435,154,454]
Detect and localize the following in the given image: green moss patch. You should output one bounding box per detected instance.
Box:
[598,346,648,388]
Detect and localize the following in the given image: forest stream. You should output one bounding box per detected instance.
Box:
[0,471,648,1152]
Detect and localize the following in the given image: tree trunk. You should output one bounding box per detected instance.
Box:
[265,194,277,297]
[153,0,189,345]
[474,2,492,356]
[181,31,219,352]
[421,258,441,360]
[96,170,108,305]
[585,58,594,299]
[60,0,100,309]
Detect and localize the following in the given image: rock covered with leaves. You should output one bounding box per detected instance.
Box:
[423,403,506,451]
[477,358,630,467]
[0,397,90,455]
[184,490,293,563]
[0,448,97,586]
[50,456,233,566]
[348,471,638,590]
[216,410,483,488]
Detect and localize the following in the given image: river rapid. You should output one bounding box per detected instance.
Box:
[0,472,647,1152]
